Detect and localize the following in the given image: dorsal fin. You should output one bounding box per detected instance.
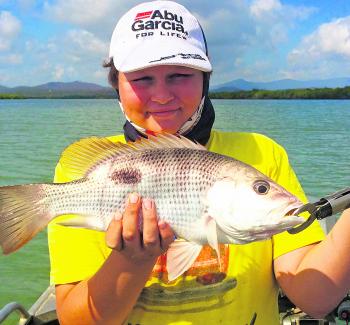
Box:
[59,134,206,179]
[59,137,132,179]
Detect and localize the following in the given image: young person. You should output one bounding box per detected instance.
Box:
[48,1,350,324]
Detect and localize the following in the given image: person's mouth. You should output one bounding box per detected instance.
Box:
[147,108,180,118]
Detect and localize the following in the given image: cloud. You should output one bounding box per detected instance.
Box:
[249,0,316,47]
[0,11,21,51]
[250,0,282,18]
[0,1,322,86]
[42,0,142,41]
[290,16,350,59]
[232,58,277,82]
[66,29,108,56]
[93,68,106,80]
[53,65,64,80]
[250,0,315,21]
[29,29,109,84]
[287,16,350,78]
[43,0,110,24]
[184,0,315,83]
[0,53,23,64]
[43,0,138,26]
[0,69,9,83]
[40,1,316,84]
[18,0,36,10]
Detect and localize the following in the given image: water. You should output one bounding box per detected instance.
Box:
[213,99,350,198]
[0,99,349,324]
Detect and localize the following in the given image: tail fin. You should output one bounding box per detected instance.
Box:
[0,184,52,254]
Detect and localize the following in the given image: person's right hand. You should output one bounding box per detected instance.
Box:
[105,192,175,263]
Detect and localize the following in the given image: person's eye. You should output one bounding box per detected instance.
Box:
[169,73,193,80]
[131,76,153,83]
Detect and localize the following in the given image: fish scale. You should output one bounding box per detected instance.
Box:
[103,148,224,239]
[43,147,224,240]
[0,134,305,280]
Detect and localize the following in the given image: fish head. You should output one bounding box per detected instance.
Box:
[206,169,304,242]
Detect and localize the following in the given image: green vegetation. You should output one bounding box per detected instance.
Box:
[0,88,115,99]
[0,93,25,99]
[209,86,350,99]
[2,86,350,99]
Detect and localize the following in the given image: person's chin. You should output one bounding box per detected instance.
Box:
[148,122,180,135]
[147,117,182,134]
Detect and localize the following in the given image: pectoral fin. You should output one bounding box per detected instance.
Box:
[166,240,202,281]
[205,215,222,270]
[55,214,106,231]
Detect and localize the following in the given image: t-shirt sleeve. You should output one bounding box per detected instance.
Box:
[269,141,325,259]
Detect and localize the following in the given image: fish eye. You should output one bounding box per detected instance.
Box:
[253,180,270,195]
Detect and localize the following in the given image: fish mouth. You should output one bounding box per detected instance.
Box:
[277,202,306,230]
[264,201,305,229]
[285,207,299,216]
[247,203,305,240]
[244,202,305,232]
[282,201,304,218]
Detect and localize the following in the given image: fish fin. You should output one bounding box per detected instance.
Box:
[55,214,106,231]
[60,134,206,179]
[60,137,134,179]
[166,240,202,281]
[143,134,207,151]
[205,215,222,270]
[0,184,53,254]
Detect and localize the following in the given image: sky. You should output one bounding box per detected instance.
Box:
[1,0,350,87]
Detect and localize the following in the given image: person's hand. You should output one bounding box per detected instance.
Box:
[105,192,175,263]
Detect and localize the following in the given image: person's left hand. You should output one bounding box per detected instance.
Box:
[105,192,175,263]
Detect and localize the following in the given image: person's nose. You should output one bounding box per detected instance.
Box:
[150,81,174,104]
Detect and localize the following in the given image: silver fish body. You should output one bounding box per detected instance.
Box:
[0,135,304,279]
[46,147,229,240]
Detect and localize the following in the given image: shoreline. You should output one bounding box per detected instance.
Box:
[2,86,350,100]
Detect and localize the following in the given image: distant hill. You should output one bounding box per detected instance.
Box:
[2,78,350,98]
[211,77,350,92]
[0,81,115,98]
[34,81,106,91]
[0,85,10,92]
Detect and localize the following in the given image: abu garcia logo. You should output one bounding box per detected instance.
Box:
[132,10,188,39]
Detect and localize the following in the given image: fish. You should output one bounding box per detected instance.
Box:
[0,134,304,280]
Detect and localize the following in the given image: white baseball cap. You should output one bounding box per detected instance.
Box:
[109,0,212,73]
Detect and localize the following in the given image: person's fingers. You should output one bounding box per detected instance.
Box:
[105,211,123,250]
[142,198,160,255]
[113,193,174,260]
[158,221,175,251]
[122,192,141,250]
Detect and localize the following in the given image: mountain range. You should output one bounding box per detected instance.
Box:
[1,78,350,98]
[211,77,350,92]
[0,81,115,98]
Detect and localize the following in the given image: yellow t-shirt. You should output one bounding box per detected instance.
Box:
[48,130,325,324]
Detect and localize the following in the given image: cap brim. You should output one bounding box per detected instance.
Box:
[113,38,212,73]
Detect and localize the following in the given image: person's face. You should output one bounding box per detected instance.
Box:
[118,65,203,134]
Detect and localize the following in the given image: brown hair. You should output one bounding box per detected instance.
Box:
[103,58,118,89]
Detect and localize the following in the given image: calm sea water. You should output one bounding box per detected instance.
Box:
[0,99,349,323]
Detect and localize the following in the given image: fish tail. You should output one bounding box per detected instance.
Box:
[0,184,53,254]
